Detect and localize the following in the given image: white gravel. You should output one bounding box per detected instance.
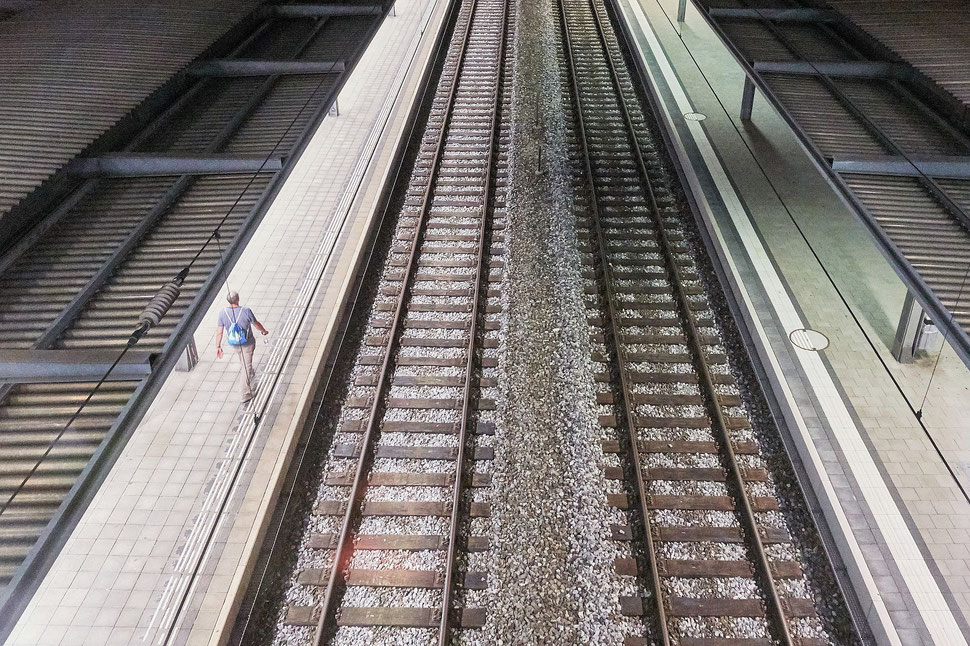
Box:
[342,587,442,607]
[261,0,846,641]
[667,576,760,599]
[478,0,625,642]
[365,486,451,502]
[349,549,445,570]
[334,627,436,646]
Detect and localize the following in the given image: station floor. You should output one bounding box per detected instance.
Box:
[8,0,970,645]
[613,0,970,643]
[5,0,451,643]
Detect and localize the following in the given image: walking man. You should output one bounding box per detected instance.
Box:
[216,291,269,402]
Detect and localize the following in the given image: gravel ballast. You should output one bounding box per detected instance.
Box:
[478,0,626,642]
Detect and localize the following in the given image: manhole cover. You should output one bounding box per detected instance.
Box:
[789,328,829,351]
[684,112,707,121]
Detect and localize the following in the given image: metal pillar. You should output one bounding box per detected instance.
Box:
[677,0,687,22]
[175,336,199,372]
[893,291,941,362]
[740,76,756,120]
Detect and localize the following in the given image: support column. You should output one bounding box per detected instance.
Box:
[176,336,199,372]
[740,76,756,120]
[893,291,941,362]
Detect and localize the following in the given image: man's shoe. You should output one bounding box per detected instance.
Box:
[241,394,253,403]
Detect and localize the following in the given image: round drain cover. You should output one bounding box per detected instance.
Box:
[684,112,707,121]
[789,328,829,351]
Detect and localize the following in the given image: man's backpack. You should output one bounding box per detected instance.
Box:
[225,308,248,346]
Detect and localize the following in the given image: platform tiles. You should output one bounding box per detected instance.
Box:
[612,0,970,644]
[5,0,453,643]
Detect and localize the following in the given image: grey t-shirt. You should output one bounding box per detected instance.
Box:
[218,306,256,346]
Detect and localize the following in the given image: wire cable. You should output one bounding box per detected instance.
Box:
[0,346,134,518]
[185,38,350,273]
[643,0,970,503]
[917,261,970,416]
[155,8,400,645]
[0,11,378,522]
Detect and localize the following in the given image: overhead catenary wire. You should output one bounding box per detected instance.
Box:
[0,348,132,518]
[0,269,187,517]
[185,41,350,274]
[645,0,970,504]
[0,12,371,522]
[917,261,970,416]
[722,0,970,420]
[225,0,446,638]
[154,9,402,646]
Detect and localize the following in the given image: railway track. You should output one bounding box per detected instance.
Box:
[277,0,510,642]
[559,0,827,643]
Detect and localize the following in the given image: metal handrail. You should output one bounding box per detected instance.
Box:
[0,5,395,641]
[691,0,970,369]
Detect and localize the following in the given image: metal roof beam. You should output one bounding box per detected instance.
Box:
[693,0,970,371]
[0,1,39,9]
[831,155,970,179]
[188,59,345,77]
[267,4,383,18]
[710,8,837,22]
[0,350,152,383]
[67,154,284,178]
[753,60,906,79]
[31,21,334,353]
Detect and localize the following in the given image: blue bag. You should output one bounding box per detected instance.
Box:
[225,308,248,346]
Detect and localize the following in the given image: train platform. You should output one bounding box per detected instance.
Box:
[4,0,452,643]
[612,0,970,644]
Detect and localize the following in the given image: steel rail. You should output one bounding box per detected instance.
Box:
[576,0,795,642]
[227,1,467,639]
[556,0,669,643]
[311,0,480,640]
[437,0,508,641]
[606,2,875,641]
